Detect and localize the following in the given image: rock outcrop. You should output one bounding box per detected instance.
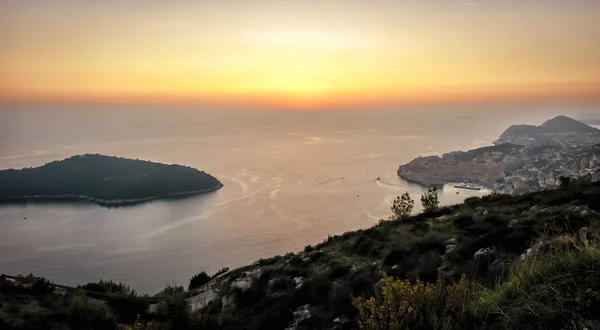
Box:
[397,155,502,188]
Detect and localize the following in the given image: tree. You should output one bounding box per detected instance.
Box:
[421,187,439,212]
[391,192,414,220]
[558,176,571,188]
[155,295,190,330]
[189,271,211,291]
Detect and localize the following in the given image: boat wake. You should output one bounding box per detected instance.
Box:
[375,179,404,190]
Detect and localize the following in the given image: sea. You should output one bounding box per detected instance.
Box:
[0,101,597,293]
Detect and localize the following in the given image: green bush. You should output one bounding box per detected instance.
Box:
[421,187,440,212]
[81,280,132,295]
[68,291,118,330]
[155,294,190,329]
[453,214,474,229]
[391,192,415,220]
[189,271,211,290]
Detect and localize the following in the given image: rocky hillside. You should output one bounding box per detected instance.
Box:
[3,181,600,330]
[494,115,599,145]
[541,115,599,133]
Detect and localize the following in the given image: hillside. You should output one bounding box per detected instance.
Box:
[0,154,222,206]
[494,115,599,145]
[541,115,600,133]
[2,181,600,330]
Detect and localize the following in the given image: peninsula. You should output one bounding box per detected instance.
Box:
[0,154,223,206]
[398,116,600,194]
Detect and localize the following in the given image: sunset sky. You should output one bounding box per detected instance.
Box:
[1,0,600,108]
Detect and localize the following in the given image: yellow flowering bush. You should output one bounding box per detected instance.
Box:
[118,316,158,330]
[353,274,470,330]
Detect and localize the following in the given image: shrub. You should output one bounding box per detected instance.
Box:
[464,196,481,206]
[118,316,158,330]
[213,267,230,278]
[328,262,351,279]
[407,252,443,283]
[105,294,150,325]
[268,277,294,293]
[391,192,415,220]
[353,274,470,330]
[383,248,411,267]
[453,214,474,229]
[483,214,507,226]
[68,291,118,330]
[81,280,132,295]
[156,284,184,297]
[189,271,211,290]
[559,176,571,187]
[30,277,54,295]
[155,294,190,329]
[421,187,440,212]
[414,234,446,254]
[410,222,430,234]
[295,274,332,305]
[354,235,384,257]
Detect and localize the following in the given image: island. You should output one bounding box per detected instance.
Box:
[0,154,223,206]
[398,116,600,194]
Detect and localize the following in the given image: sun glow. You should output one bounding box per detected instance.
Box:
[1,0,599,108]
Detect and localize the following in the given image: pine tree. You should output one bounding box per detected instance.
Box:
[391,192,414,220]
[421,187,439,212]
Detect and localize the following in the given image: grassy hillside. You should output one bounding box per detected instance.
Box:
[2,181,600,329]
[0,154,222,205]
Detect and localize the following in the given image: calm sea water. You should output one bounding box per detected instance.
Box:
[0,102,595,293]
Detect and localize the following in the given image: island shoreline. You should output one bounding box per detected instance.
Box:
[0,182,224,207]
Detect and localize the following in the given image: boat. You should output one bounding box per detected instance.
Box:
[454,185,482,191]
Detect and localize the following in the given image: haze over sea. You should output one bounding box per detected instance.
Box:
[0,102,597,293]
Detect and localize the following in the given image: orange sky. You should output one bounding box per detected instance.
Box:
[1,0,600,108]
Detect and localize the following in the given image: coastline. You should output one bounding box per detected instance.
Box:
[0,182,224,207]
[397,173,444,189]
[397,171,494,191]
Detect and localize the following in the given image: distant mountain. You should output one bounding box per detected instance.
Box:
[541,115,599,133]
[0,154,223,206]
[494,115,598,145]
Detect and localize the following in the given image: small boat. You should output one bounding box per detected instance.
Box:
[376,177,380,181]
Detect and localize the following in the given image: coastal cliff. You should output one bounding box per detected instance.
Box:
[397,155,504,189]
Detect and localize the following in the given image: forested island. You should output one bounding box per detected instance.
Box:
[0,154,222,206]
